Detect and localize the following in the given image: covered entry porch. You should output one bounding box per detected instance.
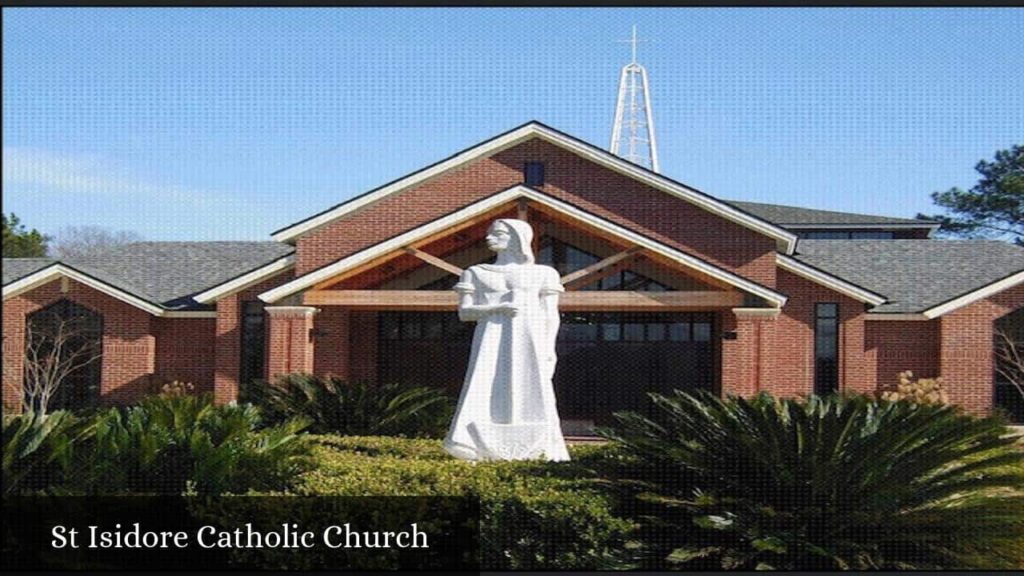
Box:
[258,188,786,430]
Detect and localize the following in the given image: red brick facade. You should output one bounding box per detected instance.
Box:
[3,279,151,410]
[3,136,1021,416]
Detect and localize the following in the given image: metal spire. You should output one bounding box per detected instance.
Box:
[610,25,660,173]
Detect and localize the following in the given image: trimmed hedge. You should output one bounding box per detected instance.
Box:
[287,435,636,570]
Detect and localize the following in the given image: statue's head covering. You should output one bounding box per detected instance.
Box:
[492,219,535,264]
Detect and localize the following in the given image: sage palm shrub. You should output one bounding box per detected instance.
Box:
[2,410,88,495]
[598,391,1024,570]
[244,374,453,438]
[78,394,312,494]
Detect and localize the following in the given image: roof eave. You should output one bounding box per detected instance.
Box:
[269,122,798,254]
[777,254,888,306]
[261,185,789,308]
[2,263,168,316]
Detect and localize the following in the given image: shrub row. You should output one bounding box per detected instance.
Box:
[3,394,313,496]
[281,435,636,570]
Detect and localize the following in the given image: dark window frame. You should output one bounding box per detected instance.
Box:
[239,301,266,386]
[814,302,840,396]
[524,162,545,187]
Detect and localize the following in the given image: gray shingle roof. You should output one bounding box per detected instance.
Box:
[6,236,1022,317]
[2,258,55,285]
[794,240,1024,313]
[4,242,293,311]
[729,200,936,227]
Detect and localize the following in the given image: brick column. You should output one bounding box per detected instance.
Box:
[939,312,994,415]
[2,315,26,414]
[720,308,779,398]
[213,296,241,405]
[266,306,319,379]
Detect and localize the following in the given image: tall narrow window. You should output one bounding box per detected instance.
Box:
[814,303,840,395]
[240,301,266,386]
[524,162,545,186]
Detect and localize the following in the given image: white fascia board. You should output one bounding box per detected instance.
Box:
[271,124,798,254]
[776,254,888,306]
[162,311,219,318]
[922,269,1024,319]
[864,313,930,321]
[193,254,296,304]
[270,127,537,242]
[521,188,788,307]
[528,126,798,254]
[2,264,167,316]
[783,223,941,230]
[261,185,789,308]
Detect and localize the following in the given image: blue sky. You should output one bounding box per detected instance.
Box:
[3,7,1023,241]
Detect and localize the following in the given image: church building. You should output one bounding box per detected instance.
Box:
[4,121,1023,425]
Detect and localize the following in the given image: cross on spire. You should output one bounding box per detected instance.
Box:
[617,25,648,65]
[610,25,660,173]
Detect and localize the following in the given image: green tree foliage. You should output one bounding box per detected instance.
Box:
[919,145,1024,245]
[1,212,50,257]
[599,391,1024,570]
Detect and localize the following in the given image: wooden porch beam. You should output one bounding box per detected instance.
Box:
[561,246,645,290]
[303,289,745,311]
[402,246,463,277]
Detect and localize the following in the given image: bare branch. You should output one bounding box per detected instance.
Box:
[994,328,1024,402]
[21,310,102,414]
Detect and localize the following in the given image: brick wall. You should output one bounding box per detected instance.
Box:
[3,278,155,412]
[153,317,216,394]
[865,319,940,391]
[213,272,294,404]
[295,139,779,288]
[939,283,1024,414]
[312,306,349,378]
[760,270,868,397]
[266,307,317,378]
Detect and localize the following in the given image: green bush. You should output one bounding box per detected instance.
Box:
[243,374,454,438]
[286,435,635,570]
[2,410,89,495]
[72,394,314,495]
[598,391,1024,570]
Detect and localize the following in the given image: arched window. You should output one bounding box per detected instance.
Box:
[995,307,1024,422]
[24,299,103,412]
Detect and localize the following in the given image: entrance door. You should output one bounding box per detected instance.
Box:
[555,312,715,427]
[377,311,716,428]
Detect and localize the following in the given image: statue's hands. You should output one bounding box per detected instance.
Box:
[492,303,520,317]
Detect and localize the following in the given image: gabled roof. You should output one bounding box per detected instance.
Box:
[793,239,1024,315]
[260,185,790,307]
[2,258,54,285]
[728,200,940,229]
[270,121,799,254]
[3,242,294,314]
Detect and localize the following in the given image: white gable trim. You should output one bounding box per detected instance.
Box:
[270,123,798,253]
[922,269,1024,319]
[777,255,888,306]
[260,186,789,307]
[2,264,166,316]
[784,223,940,230]
[193,254,295,304]
[864,313,930,321]
[162,311,219,319]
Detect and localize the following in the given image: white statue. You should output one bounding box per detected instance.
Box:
[443,219,570,462]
